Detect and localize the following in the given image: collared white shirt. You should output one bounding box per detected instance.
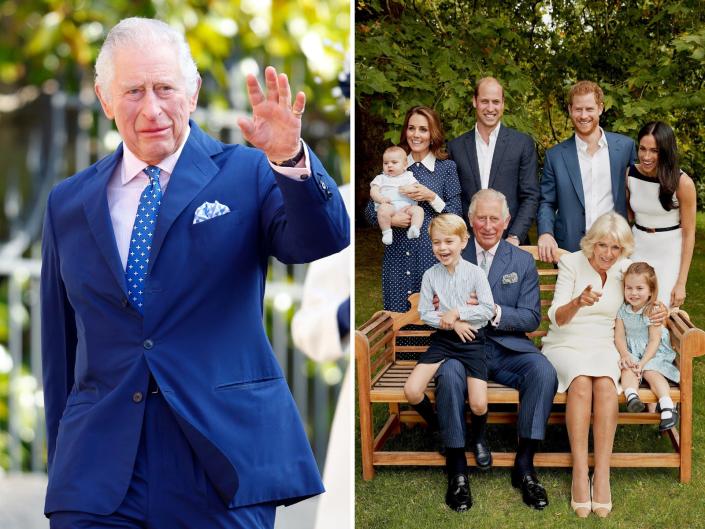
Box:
[475,122,501,189]
[406,152,446,212]
[474,239,502,326]
[575,128,612,231]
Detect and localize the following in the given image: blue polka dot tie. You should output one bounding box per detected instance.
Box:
[125,165,162,313]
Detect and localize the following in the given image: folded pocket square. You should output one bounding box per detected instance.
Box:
[502,272,518,284]
[193,201,231,224]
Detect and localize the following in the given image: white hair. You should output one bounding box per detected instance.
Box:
[95,17,200,101]
[467,189,510,220]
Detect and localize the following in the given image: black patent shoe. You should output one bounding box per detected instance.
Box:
[511,469,549,510]
[626,393,646,412]
[445,473,472,512]
[472,440,492,470]
[659,408,679,432]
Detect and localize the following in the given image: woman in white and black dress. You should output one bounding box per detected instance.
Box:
[627,121,696,308]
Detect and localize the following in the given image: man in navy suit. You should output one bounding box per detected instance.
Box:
[40,17,348,529]
[537,80,635,262]
[435,189,557,512]
[448,77,539,245]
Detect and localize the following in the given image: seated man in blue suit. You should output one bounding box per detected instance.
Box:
[435,189,558,512]
[537,80,635,262]
[40,17,348,529]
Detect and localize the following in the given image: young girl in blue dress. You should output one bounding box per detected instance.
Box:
[615,262,680,431]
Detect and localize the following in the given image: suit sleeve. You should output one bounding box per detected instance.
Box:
[495,252,541,332]
[291,187,351,363]
[537,150,557,236]
[40,194,77,471]
[508,135,539,241]
[259,146,350,264]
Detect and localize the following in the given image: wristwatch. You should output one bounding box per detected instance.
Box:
[272,140,305,167]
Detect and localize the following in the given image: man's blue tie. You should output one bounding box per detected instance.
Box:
[125,165,162,313]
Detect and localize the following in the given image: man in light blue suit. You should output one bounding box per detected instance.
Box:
[40,17,348,529]
[537,81,635,262]
[435,190,557,512]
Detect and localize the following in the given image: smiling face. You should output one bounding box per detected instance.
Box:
[569,92,603,139]
[470,196,510,250]
[430,228,468,270]
[624,272,653,311]
[95,43,200,165]
[638,134,659,176]
[382,150,407,177]
[406,113,431,160]
[589,236,622,273]
[473,79,504,131]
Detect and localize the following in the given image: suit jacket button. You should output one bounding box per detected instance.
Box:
[132,391,143,403]
[121,297,129,308]
[143,339,154,350]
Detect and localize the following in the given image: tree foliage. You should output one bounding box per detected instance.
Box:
[356,0,705,213]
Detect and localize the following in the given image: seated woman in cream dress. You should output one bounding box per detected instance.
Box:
[542,212,633,519]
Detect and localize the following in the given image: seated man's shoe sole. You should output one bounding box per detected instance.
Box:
[445,473,472,512]
[511,471,549,510]
[472,441,492,470]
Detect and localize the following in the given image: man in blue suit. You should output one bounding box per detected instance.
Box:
[448,77,539,245]
[435,190,557,512]
[40,17,348,529]
[537,80,635,262]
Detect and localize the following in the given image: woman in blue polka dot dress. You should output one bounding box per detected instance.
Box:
[365,106,463,311]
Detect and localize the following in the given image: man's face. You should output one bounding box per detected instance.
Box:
[95,43,200,165]
[473,81,504,130]
[569,92,603,138]
[470,197,510,250]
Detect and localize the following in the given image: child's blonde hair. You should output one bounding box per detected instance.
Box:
[428,214,469,240]
[624,262,659,315]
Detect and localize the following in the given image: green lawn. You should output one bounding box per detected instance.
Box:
[354,214,705,528]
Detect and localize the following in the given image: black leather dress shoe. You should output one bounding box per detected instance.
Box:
[511,470,549,510]
[445,473,472,512]
[472,441,492,470]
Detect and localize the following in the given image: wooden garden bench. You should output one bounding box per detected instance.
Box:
[355,246,705,482]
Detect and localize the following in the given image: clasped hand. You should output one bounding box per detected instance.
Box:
[400,183,435,202]
[432,295,477,342]
[237,66,304,162]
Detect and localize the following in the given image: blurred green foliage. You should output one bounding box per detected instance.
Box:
[356,0,705,213]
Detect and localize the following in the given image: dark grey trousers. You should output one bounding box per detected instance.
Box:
[435,340,558,448]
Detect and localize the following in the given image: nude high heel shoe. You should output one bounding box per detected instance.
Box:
[570,478,591,518]
[590,475,612,518]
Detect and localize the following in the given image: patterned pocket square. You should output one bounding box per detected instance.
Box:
[502,272,518,285]
[193,200,231,224]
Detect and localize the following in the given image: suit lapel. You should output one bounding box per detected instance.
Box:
[148,123,222,273]
[487,126,508,188]
[465,130,482,191]
[82,147,129,295]
[606,132,624,205]
[560,136,585,208]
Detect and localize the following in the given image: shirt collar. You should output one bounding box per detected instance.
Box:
[575,127,607,153]
[474,122,501,144]
[407,152,436,172]
[474,238,500,258]
[121,125,191,185]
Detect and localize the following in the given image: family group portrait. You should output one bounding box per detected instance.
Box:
[355,1,705,528]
